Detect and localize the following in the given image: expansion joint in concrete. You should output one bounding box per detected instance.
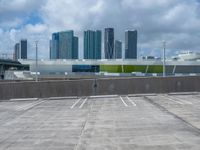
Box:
[143,96,200,135]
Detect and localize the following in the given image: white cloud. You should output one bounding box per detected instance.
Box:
[0,18,23,28]
[41,0,106,31]
[0,0,44,13]
[0,23,50,59]
[0,0,45,28]
[25,24,48,34]
[0,0,200,59]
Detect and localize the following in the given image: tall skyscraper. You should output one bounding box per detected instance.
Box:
[73,36,78,59]
[104,28,114,59]
[14,39,27,60]
[20,39,27,59]
[50,33,59,59]
[58,31,73,59]
[95,30,102,59]
[51,30,78,59]
[84,30,95,59]
[115,40,122,59]
[49,40,52,59]
[84,30,101,59]
[14,43,20,60]
[125,30,137,59]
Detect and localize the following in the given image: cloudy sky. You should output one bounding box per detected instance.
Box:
[0,0,200,59]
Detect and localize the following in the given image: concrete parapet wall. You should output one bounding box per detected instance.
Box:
[0,76,200,100]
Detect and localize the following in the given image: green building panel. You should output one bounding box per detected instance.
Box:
[147,65,163,73]
[100,65,164,73]
[123,65,146,73]
[100,65,122,73]
[100,65,147,73]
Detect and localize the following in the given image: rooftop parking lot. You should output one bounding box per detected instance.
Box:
[0,92,200,150]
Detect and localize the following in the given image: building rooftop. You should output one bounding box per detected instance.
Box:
[0,92,200,149]
[20,59,200,66]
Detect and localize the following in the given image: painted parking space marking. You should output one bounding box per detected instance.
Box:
[126,96,137,106]
[172,96,193,105]
[163,95,193,105]
[70,98,82,109]
[120,96,128,107]
[16,100,45,111]
[90,95,118,98]
[79,98,88,108]
[161,95,184,105]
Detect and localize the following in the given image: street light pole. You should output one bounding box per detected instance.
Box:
[35,41,38,82]
[163,41,166,77]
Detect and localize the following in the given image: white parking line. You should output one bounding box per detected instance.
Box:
[70,98,82,109]
[90,95,118,98]
[16,100,44,111]
[79,98,88,108]
[120,96,128,107]
[162,96,184,104]
[173,97,193,105]
[126,96,136,106]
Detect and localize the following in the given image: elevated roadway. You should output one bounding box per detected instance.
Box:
[0,59,29,79]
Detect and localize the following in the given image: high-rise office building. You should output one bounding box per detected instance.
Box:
[14,43,20,60]
[20,39,27,59]
[115,40,122,59]
[51,30,78,59]
[95,30,101,59]
[73,36,78,59]
[84,30,101,59]
[104,28,114,59]
[14,39,27,60]
[58,31,73,59]
[125,30,137,59]
[50,33,59,59]
[49,40,52,59]
[84,30,94,59]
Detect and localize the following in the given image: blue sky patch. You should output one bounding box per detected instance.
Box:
[24,12,43,25]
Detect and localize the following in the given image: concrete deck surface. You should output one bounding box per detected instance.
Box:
[0,93,200,150]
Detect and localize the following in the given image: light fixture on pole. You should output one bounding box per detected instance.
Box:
[35,41,38,82]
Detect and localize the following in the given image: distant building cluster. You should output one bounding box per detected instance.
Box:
[14,39,27,60]
[50,28,138,60]
[13,28,137,60]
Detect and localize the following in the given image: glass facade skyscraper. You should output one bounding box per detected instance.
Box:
[73,36,78,59]
[84,30,95,59]
[14,39,27,60]
[125,30,137,59]
[115,40,122,59]
[95,30,101,59]
[84,30,101,59]
[20,39,27,59]
[58,31,73,59]
[104,28,114,59]
[51,30,78,59]
[14,43,20,60]
[50,33,59,59]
